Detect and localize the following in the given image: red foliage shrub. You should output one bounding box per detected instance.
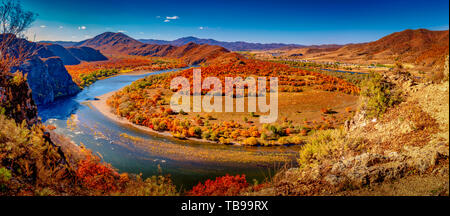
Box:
[75,154,126,192]
[187,174,249,196]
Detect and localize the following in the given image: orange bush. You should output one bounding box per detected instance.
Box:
[76,154,126,192]
[187,174,249,196]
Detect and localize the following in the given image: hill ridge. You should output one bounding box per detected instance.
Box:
[76,32,233,65]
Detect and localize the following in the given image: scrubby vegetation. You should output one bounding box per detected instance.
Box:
[360,72,402,118]
[0,1,181,194]
[0,113,179,196]
[106,59,359,146]
[271,60,339,69]
[66,56,188,87]
[79,69,119,87]
[187,174,249,196]
[429,55,449,83]
[262,66,449,196]
[297,129,344,167]
[0,113,74,195]
[318,70,370,86]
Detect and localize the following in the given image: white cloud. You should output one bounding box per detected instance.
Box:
[118,30,127,33]
[199,26,205,30]
[78,26,87,30]
[166,16,179,20]
[164,19,170,23]
[40,25,47,28]
[156,16,161,19]
[58,26,63,29]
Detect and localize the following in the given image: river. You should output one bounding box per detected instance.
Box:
[38,68,298,188]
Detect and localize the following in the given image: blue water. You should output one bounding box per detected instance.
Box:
[38,70,172,122]
[320,68,369,75]
[38,68,297,188]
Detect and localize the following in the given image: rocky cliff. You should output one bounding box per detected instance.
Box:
[2,34,81,105]
[17,55,80,105]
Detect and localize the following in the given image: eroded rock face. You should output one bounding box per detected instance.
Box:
[17,55,80,105]
[2,34,82,105]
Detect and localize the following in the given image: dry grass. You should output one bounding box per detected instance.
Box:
[158,88,358,131]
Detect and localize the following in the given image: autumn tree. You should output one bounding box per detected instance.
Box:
[0,0,38,125]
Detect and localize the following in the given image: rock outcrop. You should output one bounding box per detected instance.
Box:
[2,34,81,105]
[17,56,80,105]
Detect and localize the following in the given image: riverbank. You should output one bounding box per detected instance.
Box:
[91,92,170,138]
[90,91,218,145]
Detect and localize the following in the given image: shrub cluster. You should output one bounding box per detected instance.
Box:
[187,174,249,196]
[360,73,402,118]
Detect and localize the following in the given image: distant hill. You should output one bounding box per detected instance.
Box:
[76,32,233,65]
[66,47,108,62]
[39,41,78,47]
[284,29,449,71]
[344,29,449,67]
[41,43,81,65]
[39,43,108,65]
[139,36,305,51]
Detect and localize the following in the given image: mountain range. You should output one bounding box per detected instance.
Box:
[42,29,449,69]
[42,36,310,51]
[138,36,306,51]
[72,32,232,65]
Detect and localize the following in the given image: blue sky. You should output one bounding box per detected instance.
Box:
[22,0,449,45]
